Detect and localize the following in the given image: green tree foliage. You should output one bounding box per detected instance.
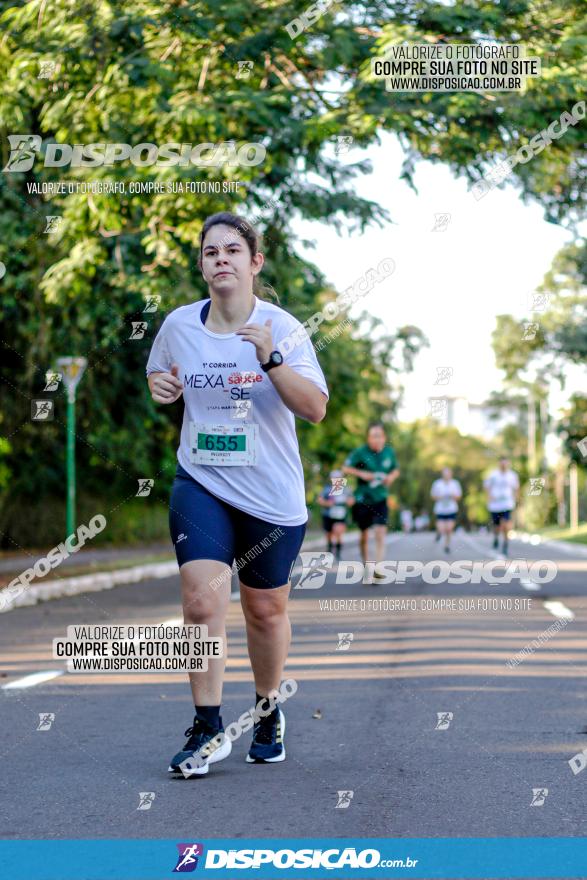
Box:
[558,393,587,465]
[492,240,587,388]
[0,0,583,545]
[389,419,494,526]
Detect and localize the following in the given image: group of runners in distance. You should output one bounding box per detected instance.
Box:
[320,433,521,561]
[145,208,522,780]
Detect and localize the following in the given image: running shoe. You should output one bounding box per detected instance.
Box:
[373,564,387,579]
[168,715,231,777]
[246,709,286,763]
[502,541,509,557]
[492,536,499,550]
[444,545,450,554]
[435,532,441,543]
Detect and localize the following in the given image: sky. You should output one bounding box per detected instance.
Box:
[292,131,580,424]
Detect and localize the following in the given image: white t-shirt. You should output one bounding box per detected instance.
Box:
[484,469,519,513]
[431,478,462,515]
[145,296,329,526]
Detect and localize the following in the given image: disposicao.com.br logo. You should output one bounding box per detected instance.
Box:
[195,846,417,870]
[3,135,266,172]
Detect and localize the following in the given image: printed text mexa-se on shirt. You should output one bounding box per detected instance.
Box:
[145,296,329,525]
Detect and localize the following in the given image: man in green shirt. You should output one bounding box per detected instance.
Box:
[342,422,400,577]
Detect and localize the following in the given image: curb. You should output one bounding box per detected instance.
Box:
[510,530,587,558]
[0,537,330,614]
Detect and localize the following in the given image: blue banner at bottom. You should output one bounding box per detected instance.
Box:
[1,838,586,879]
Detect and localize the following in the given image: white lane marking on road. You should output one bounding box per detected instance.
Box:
[459,532,504,561]
[289,532,402,579]
[543,600,575,621]
[546,542,587,557]
[2,670,64,690]
[520,579,541,592]
[453,534,542,590]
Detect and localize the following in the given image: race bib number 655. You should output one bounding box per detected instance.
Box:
[189,422,258,466]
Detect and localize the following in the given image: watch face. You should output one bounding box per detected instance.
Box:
[273,351,284,365]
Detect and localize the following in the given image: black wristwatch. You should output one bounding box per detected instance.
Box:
[260,350,284,372]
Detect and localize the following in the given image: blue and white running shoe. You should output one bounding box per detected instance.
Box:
[168,715,231,777]
[246,709,286,763]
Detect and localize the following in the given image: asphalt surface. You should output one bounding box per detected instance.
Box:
[1,529,587,841]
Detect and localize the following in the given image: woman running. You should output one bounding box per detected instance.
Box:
[145,212,329,776]
[430,467,462,553]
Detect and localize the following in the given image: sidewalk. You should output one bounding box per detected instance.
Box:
[0,529,335,611]
[0,543,173,578]
[0,530,330,581]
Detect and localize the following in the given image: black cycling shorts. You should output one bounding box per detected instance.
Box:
[169,463,306,589]
[352,500,388,531]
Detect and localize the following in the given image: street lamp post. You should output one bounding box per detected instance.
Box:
[55,357,87,540]
[527,392,537,475]
[569,461,579,532]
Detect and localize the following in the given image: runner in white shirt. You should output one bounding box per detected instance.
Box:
[146,211,328,775]
[430,468,462,554]
[483,457,520,556]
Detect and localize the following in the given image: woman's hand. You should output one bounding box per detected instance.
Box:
[149,364,183,404]
[236,318,274,364]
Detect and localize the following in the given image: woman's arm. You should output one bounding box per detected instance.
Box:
[267,363,327,423]
[147,366,183,403]
[236,318,327,423]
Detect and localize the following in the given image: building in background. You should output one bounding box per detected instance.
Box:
[427,395,518,440]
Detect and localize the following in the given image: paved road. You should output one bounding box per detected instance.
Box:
[1,530,586,840]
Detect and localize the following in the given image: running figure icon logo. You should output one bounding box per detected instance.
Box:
[37,713,55,731]
[236,60,254,79]
[291,552,334,589]
[528,478,545,496]
[435,712,453,730]
[431,212,451,232]
[335,790,354,809]
[137,792,155,811]
[38,60,57,79]
[334,135,353,155]
[434,366,453,385]
[3,134,42,172]
[329,476,347,496]
[129,321,148,340]
[44,215,63,234]
[31,400,54,421]
[173,843,204,873]
[522,322,539,341]
[530,788,548,806]
[336,633,354,651]
[143,294,161,313]
[44,371,62,391]
[232,400,252,419]
[529,292,552,312]
[428,397,448,419]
